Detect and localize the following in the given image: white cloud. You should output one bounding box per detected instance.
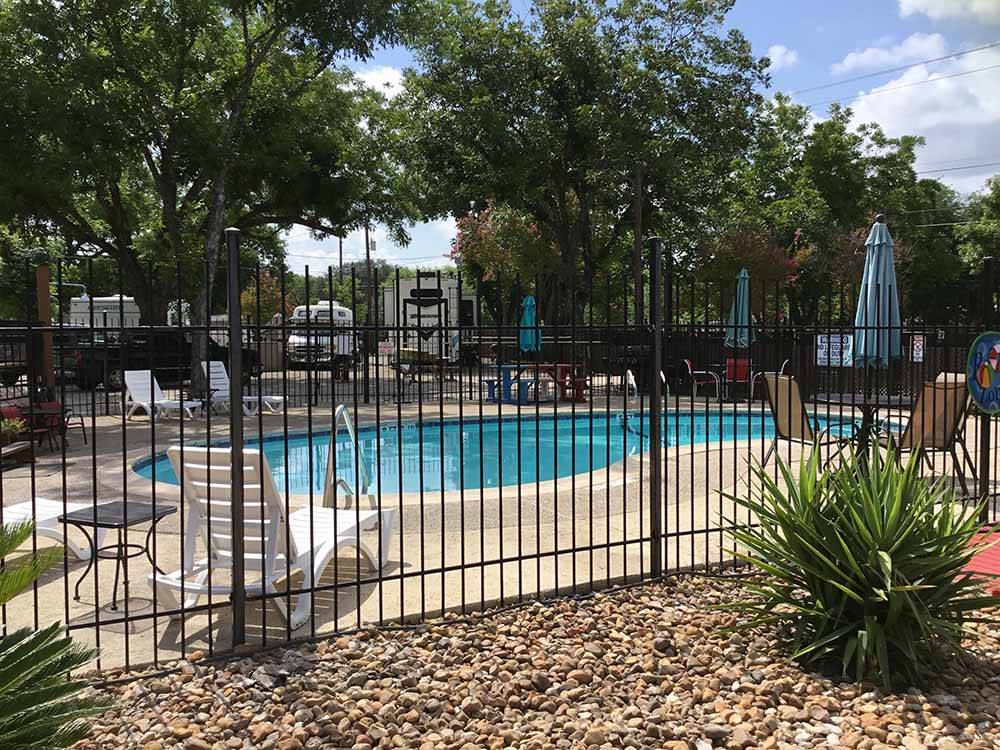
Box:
[831,33,947,75]
[846,48,1000,193]
[355,66,404,98]
[766,44,799,72]
[899,0,1000,23]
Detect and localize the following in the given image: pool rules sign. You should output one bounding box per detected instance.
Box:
[967,332,1000,413]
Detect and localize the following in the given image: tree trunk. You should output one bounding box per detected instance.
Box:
[189,170,229,395]
[631,164,644,318]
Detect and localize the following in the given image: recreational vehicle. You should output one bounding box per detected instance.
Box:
[380,273,477,361]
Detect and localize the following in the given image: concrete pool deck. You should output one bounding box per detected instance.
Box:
[1,393,995,673]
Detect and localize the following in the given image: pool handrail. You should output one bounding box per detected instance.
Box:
[326,404,376,509]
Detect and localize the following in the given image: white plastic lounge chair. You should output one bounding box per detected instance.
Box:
[202,360,284,416]
[124,370,202,421]
[3,498,107,561]
[150,445,395,629]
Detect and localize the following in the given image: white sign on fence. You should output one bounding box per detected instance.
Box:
[377,340,395,356]
[911,334,925,363]
[816,333,852,367]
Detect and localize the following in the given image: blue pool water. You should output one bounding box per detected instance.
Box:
[133,411,854,494]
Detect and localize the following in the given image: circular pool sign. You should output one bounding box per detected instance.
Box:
[967,332,1000,413]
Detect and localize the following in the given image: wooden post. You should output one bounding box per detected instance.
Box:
[35,265,55,390]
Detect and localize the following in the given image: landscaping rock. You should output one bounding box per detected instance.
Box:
[74,576,1000,750]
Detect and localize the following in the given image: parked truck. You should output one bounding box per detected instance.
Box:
[285,300,357,370]
[73,329,261,391]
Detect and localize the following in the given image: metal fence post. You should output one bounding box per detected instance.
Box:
[979,256,994,521]
[226,227,246,645]
[649,237,664,578]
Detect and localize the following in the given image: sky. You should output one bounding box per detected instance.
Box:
[284,0,1000,274]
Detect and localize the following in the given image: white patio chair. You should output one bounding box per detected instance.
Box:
[3,498,107,561]
[149,446,395,629]
[124,370,202,421]
[202,360,284,416]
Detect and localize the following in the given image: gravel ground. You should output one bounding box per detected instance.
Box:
[78,576,1000,750]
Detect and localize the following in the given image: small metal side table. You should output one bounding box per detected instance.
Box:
[60,502,176,611]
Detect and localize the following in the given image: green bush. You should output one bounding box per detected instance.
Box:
[725,446,1000,687]
[0,521,111,749]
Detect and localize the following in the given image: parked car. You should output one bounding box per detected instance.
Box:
[73,330,261,391]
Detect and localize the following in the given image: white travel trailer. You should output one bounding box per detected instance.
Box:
[68,295,141,328]
[380,273,477,361]
[285,300,356,369]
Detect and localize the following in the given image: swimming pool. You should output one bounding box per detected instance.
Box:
[133,411,854,494]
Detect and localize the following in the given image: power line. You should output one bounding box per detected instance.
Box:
[917,153,1000,168]
[913,220,997,228]
[915,161,1000,175]
[790,39,1000,95]
[803,62,1000,108]
[898,205,970,214]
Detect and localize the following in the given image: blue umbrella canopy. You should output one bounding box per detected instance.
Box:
[519,295,541,353]
[724,268,756,349]
[852,217,901,368]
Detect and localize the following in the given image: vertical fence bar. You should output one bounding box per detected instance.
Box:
[225,227,246,646]
[979,255,994,521]
[648,237,663,579]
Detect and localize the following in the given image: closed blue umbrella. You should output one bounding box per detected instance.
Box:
[724,268,756,349]
[852,216,901,368]
[519,295,541,353]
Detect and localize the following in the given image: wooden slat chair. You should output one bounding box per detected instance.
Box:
[879,380,974,495]
[761,374,855,467]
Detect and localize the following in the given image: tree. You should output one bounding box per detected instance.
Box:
[957,176,1000,269]
[399,0,766,321]
[709,93,965,324]
[0,0,410,386]
[240,270,291,323]
[450,198,559,323]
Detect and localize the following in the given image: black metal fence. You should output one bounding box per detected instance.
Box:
[0,235,996,672]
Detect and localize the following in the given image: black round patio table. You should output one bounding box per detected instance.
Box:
[812,392,914,456]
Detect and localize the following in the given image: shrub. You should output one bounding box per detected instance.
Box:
[0,417,24,445]
[0,521,111,749]
[725,446,1000,687]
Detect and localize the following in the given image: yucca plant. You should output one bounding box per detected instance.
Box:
[0,521,111,750]
[724,446,1000,687]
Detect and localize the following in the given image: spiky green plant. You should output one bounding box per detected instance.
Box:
[724,446,1000,687]
[0,521,111,749]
